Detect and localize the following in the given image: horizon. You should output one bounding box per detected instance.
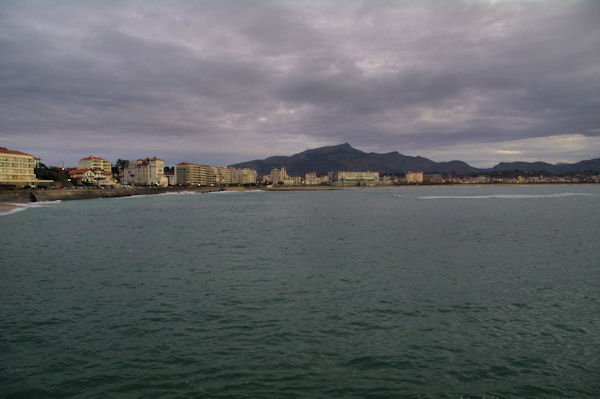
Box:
[2,1,599,168]
[25,142,598,171]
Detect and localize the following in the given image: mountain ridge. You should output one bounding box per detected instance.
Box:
[229,143,600,176]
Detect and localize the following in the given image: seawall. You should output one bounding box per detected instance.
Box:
[27,187,221,202]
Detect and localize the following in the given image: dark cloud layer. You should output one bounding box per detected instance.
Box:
[1,0,598,167]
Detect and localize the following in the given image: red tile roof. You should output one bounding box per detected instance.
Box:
[80,156,107,161]
[0,147,35,157]
[69,168,89,175]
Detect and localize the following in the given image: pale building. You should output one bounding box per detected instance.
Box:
[123,157,168,186]
[239,168,258,185]
[78,156,111,172]
[330,171,380,186]
[69,168,115,186]
[305,172,318,185]
[405,171,424,184]
[176,162,256,186]
[269,167,288,184]
[175,162,201,185]
[175,162,217,186]
[0,147,39,186]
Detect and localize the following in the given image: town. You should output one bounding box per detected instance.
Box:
[1,146,598,190]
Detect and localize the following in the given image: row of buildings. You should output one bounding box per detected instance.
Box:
[2,146,598,188]
[0,147,259,188]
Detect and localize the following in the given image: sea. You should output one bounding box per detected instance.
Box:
[1,185,599,398]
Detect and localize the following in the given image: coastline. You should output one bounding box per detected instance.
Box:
[1,182,597,213]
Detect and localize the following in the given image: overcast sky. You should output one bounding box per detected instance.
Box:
[1,0,599,168]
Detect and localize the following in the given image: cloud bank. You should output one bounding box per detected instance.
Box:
[1,0,598,167]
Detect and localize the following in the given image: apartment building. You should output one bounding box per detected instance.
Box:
[239,168,258,185]
[176,162,257,186]
[0,147,38,186]
[269,167,288,184]
[123,157,168,186]
[78,156,111,172]
[405,171,424,184]
[330,171,380,186]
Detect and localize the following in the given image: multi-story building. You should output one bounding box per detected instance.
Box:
[175,163,217,186]
[238,168,257,185]
[78,156,111,172]
[68,168,115,186]
[123,157,168,186]
[175,162,201,185]
[405,171,424,184]
[305,172,318,185]
[423,174,442,184]
[0,147,39,186]
[269,167,288,184]
[330,171,380,186]
[176,162,256,186]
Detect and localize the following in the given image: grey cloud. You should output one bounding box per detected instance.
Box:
[0,0,598,167]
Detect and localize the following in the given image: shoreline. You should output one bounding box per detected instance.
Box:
[1,182,597,214]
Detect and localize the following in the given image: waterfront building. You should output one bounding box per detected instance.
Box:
[423,174,442,184]
[269,167,288,184]
[69,168,115,186]
[78,156,111,172]
[406,171,424,184]
[123,157,168,186]
[239,168,258,185]
[305,172,318,185]
[0,147,39,186]
[175,162,202,185]
[330,171,380,186]
[175,162,256,186]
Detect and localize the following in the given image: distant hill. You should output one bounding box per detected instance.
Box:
[230,143,478,175]
[230,143,600,176]
[490,158,600,174]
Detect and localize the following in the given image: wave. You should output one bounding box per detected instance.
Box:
[0,200,62,217]
[208,189,264,194]
[412,193,595,200]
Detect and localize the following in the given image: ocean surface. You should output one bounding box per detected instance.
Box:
[1,185,599,398]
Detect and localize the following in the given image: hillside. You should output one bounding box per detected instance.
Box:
[230,143,478,175]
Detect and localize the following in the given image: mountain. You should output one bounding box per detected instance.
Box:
[229,143,478,175]
[490,158,600,174]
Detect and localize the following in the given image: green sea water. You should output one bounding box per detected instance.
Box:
[1,185,599,398]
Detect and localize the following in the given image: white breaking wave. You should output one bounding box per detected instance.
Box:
[413,193,595,200]
[0,200,62,217]
[208,189,264,194]
[156,191,205,196]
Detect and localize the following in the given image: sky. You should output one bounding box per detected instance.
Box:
[1,0,599,168]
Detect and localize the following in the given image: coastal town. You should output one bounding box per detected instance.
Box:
[1,146,599,191]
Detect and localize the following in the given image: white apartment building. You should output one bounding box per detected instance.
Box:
[123,157,168,186]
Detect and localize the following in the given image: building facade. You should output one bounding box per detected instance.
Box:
[78,156,111,172]
[176,162,257,186]
[330,171,380,186]
[123,157,167,186]
[269,167,288,184]
[68,168,115,186]
[0,147,38,186]
[405,171,424,184]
